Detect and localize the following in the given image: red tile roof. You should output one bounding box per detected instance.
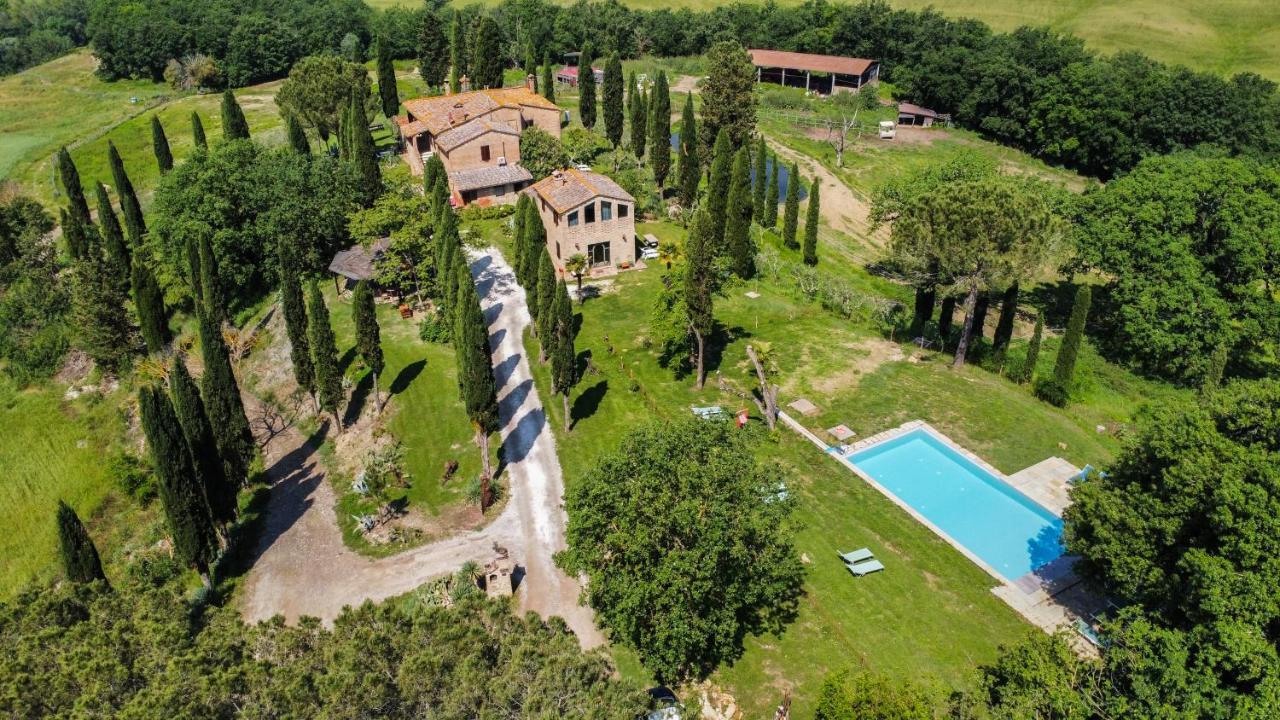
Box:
[402,87,557,137]
[526,168,633,214]
[749,49,875,77]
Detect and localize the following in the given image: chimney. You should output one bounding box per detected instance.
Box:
[526,73,536,92]
[460,74,470,93]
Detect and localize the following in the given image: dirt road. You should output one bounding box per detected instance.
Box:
[239,249,601,648]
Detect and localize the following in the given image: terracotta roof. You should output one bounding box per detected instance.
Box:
[748,49,875,76]
[402,87,558,136]
[393,115,429,137]
[448,164,533,193]
[435,118,519,151]
[555,66,603,78]
[329,238,392,281]
[526,168,634,214]
[897,102,941,119]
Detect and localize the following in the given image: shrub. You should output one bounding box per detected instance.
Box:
[457,204,515,222]
[417,308,451,343]
[107,451,156,502]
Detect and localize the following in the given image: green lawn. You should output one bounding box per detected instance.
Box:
[511,228,1181,714]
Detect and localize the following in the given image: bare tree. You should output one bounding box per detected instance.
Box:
[746,344,779,431]
[824,110,860,167]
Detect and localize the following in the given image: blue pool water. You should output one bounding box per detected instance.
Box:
[848,429,1064,580]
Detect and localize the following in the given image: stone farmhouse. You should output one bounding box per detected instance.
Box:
[395,82,561,206]
[525,168,638,274]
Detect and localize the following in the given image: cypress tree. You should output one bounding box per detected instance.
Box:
[170,357,238,527]
[910,284,937,338]
[540,50,555,102]
[764,152,780,227]
[287,115,310,155]
[685,206,715,389]
[1017,313,1043,384]
[525,45,538,93]
[132,254,171,355]
[991,283,1020,369]
[650,71,671,189]
[56,147,91,228]
[471,17,503,89]
[185,236,202,306]
[71,226,131,374]
[937,296,957,349]
[630,82,647,158]
[579,43,596,130]
[221,89,250,140]
[197,305,255,477]
[435,204,460,301]
[348,90,383,205]
[138,384,218,587]
[448,12,462,94]
[706,129,733,249]
[376,36,400,118]
[1044,284,1091,406]
[352,280,386,412]
[522,201,546,309]
[424,154,445,197]
[802,179,820,266]
[452,260,499,484]
[276,236,314,398]
[59,208,86,261]
[198,234,228,323]
[108,141,146,246]
[782,164,800,249]
[307,281,345,431]
[191,111,207,149]
[56,500,106,584]
[94,182,130,286]
[549,280,577,433]
[535,247,556,358]
[625,70,635,118]
[512,195,531,286]
[752,138,767,223]
[724,146,755,278]
[677,94,699,207]
[602,54,624,145]
[151,115,173,174]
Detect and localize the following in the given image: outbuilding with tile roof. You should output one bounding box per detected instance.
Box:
[525,168,639,274]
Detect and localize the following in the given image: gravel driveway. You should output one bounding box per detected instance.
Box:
[239,248,601,648]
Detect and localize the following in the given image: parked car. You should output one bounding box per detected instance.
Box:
[641,247,660,260]
[642,687,683,720]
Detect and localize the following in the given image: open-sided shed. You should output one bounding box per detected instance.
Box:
[749,49,879,94]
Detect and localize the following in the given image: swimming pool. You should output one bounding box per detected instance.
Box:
[847,428,1064,580]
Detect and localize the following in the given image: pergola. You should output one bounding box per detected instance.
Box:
[749,49,879,95]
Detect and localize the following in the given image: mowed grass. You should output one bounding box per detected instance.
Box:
[512,230,1175,715]
[413,0,1280,78]
[0,377,129,596]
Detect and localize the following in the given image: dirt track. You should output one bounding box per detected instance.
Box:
[238,249,601,648]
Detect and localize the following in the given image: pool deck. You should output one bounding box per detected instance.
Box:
[780,413,1103,655]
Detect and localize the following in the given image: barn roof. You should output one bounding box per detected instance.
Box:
[525,168,633,214]
[329,238,392,281]
[748,49,875,76]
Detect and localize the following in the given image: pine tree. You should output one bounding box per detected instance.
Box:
[170,357,238,527]
[352,280,386,412]
[198,234,228,323]
[706,129,733,249]
[724,146,755,278]
[549,280,577,433]
[991,283,1019,370]
[650,72,671,189]
[276,236,314,399]
[56,500,106,584]
[94,182,130,286]
[629,82,648,158]
[108,141,146,246]
[535,248,556,359]
[782,164,800,249]
[752,138,767,223]
[1043,284,1091,406]
[376,36,400,119]
[71,226,131,374]
[764,152,780,227]
[540,50,555,102]
[602,54,624,146]
[802,179,820,266]
[191,111,208,149]
[448,12,462,94]
[197,305,255,476]
[685,206,715,389]
[307,281,345,431]
[937,296,957,349]
[579,43,597,130]
[138,384,218,587]
[287,115,310,155]
[1017,313,1043,384]
[348,90,383,205]
[132,254,170,355]
[151,115,174,174]
[677,94,699,207]
[452,261,498,485]
[525,45,538,93]
[221,89,250,140]
[56,147,91,228]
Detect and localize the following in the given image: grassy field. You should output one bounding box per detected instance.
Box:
[401,0,1280,79]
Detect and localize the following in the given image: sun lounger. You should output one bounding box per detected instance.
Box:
[691,405,725,419]
[847,559,885,577]
[1074,618,1102,647]
[838,548,874,564]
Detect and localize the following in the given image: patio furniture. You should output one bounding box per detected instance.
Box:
[1074,617,1102,647]
[847,559,885,577]
[838,548,874,564]
[691,405,725,419]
